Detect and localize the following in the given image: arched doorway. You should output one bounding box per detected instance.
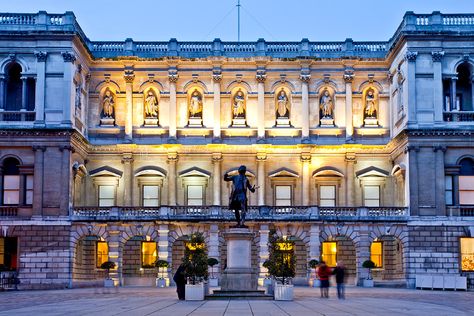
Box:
[371,235,404,281]
[321,235,357,285]
[72,235,107,285]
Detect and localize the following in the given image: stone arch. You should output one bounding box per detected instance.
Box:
[313,79,339,94]
[138,80,164,93]
[0,154,23,166]
[0,56,29,74]
[225,80,253,94]
[452,59,474,74]
[182,80,209,94]
[456,155,474,166]
[94,80,121,94]
[357,80,384,94]
[270,81,296,94]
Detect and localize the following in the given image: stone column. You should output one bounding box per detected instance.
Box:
[212,153,222,206]
[300,73,311,141]
[124,69,135,142]
[0,75,4,110]
[59,145,73,215]
[167,152,178,206]
[405,51,418,123]
[32,146,46,216]
[301,152,311,206]
[432,51,444,122]
[356,226,371,284]
[106,225,122,286]
[450,76,458,111]
[308,224,320,260]
[61,52,76,126]
[34,51,47,124]
[157,224,170,282]
[168,70,178,141]
[21,76,28,110]
[256,70,267,140]
[256,152,267,206]
[407,146,420,215]
[121,153,134,206]
[434,146,447,216]
[212,69,222,140]
[208,224,220,279]
[345,153,356,206]
[257,224,270,285]
[343,70,354,141]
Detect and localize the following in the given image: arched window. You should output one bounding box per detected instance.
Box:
[5,63,22,111]
[443,62,474,121]
[2,157,21,205]
[1,62,35,121]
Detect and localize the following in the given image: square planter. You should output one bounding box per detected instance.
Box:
[185,283,204,301]
[363,279,374,287]
[209,278,218,287]
[104,279,116,288]
[156,278,167,288]
[274,284,294,301]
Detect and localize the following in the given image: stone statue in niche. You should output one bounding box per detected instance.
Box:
[233,89,246,118]
[364,88,378,127]
[319,89,335,127]
[144,90,159,118]
[276,89,289,118]
[100,88,115,126]
[189,89,203,118]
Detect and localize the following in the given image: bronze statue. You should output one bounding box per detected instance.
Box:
[224,165,256,227]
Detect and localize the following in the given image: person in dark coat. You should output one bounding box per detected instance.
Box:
[224,165,256,227]
[173,263,186,300]
[317,261,332,298]
[332,261,346,299]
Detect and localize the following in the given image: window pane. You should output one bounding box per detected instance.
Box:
[364,186,380,199]
[99,198,114,207]
[143,186,159,199]
[275,186,291,199]
[141,242,157,267]
[445,176,453,190]
[321,242,337,267]
[319,199,335,207]
[26,175,34,190]
[3,191,19,205]
[99,186,115,199]
[459,191,474,205]
[371,241,383,268]
[25,190,33,205]
[459,176,474,190]
[320,185,336,199]
[187,185,203,199]
[445,190,453,206]
[96,241,108,268]
[0,237,4,265]
[4,175,20,190]
[460,238,474,271]
[187,198,203,206]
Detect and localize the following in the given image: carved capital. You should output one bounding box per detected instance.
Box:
[34,51,47,62]
[256,152,267,161]
[211,153,223,163]
[345,152,357,163]
[404,51,418,62]
[121,153,134,164]
[256,70,267,83]
[212,70,223,82]
[343,71,354,83]
[431,51,445,62]
[59,145,74,152]
[405,145,420,153]
[168,71,179,83]
[62,51,76,63]
[167,152,178,162]
[433,145,447,153]
[32,145,46,152]
[124,70,135,83]
[299,73,311,83]
[300,153,311,163]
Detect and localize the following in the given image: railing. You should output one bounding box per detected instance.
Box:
[319,207,357,217]
[460,206,474,217]
[443,15,474,25]
[0,111,35,122]
[72,207,110,218]
[367,207,408,217]
[169,206,211,216]
[223,42,256,52]
[136,42,168,52]
[0,13,36,25]
[0,206,18,217]
[443,111,474,122]
[0,271,19,290]
[120,207,161,218]
[310,42,343,52]
[354,42,387,52]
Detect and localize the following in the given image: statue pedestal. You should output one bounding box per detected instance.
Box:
[364,117,378,127]
[320,117,334,127]
[220,228,257,291]
[144,118,159,126]
[231,118,247,127]
[100,118,115,126]
[275,118,291,127]
[188,117,203,127]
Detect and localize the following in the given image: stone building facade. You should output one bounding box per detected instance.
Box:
[0,11,473,290]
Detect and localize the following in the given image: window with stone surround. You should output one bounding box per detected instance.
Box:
[98,185,115,207]
[460,237,474,272]
[319,185,336,207]
[142,185,160,207]
[141,241,157,268]
[459,158,474,205]
[313,167,344,207]
[96,241,108,268]
[187,185,203,205]
[364,185,380,207]
[371,241,383,268]
[275,185,292,206]
[321,241,337,267]
[179,167,210,207]
[1,157,20,205]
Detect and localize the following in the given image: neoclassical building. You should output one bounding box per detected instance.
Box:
[0,11,473,290]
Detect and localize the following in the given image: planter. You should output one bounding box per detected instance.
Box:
[156,278,167,288]
[185,283,205,301]
[104,279,116,288]
[363,279,374,287]
[274,284,294,301]
[209,278,218,287]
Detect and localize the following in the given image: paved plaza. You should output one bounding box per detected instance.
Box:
[0,286,472,316]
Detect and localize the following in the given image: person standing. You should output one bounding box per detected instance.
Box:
[332,261,346,299]
[173,263,186,300]
[317,261,332,298]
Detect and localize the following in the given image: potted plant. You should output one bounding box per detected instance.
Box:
[207,257,219,287]
[100,261,116,287]
[308,259,320,287]
[183,232,208,300]
[362,259,376,287]
[154,259,169,287]
[265,229,295,300]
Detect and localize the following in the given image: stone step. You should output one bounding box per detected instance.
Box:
[206,290,273,300]
[374,281,407,288]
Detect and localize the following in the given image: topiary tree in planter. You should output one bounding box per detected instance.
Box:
[182,232,209,285]
[155,259,169,278]
[265,229,295,285]
[100,261,116,280]
[362,259,376,280]
[308,259,320,287]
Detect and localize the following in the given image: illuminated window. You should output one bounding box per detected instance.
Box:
[319,185,336,206]
[321,241,337,267]
[142,185,160,207]
[25,175,34,205]
[459,176,474,205]
[0,238,4,265]
[460,237,474,272]
[141,241,157,267]
[275,185,292,206]
[98,185,115,207]
[187,185,203,206]
[364,185,380,207]
[445,175,453,205]
[371,241,383,268]
[96,241,108,268]
[0,237,17,270]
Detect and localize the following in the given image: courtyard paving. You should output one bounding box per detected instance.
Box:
[0,286,472,316]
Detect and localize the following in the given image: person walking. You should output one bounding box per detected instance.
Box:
[173,263,186,300]
[332,261,346,299]
[317,261,332,298]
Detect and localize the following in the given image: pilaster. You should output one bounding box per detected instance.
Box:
[212,153,222,205]
[345,153,356,206]
[432,51,444,122]
[212,68,222,140]
[256,152,267,206]
[168,68,178,141]
[121,153,134,206]
[343,70,354,140]
[167,152,178,206]
[34,51,47,124]
[300,71,311,141]
[256,69,266,140]
[32,146,46,216]
[301,151,311,205]
[124,68,135,142]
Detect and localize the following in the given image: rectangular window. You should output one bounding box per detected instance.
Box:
[98,185,115,207]
[321,241,337,267]
[371,241,383,268]
[445,175,453,206]
[0,237,17,270]
[3,175,20,205]
[364,185,380,207]
[319,185,336,207]
[187,185,203,206]
[460,237,474,272]
[96,241,108,268]
[459,176,474,205]
[141,241,157,268]
[0,237,4,265]
[275,185,292,206]
[25,175,34,205]
[142,185,160,207]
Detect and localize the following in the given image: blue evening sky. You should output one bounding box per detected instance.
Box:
[2,0,474,41]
